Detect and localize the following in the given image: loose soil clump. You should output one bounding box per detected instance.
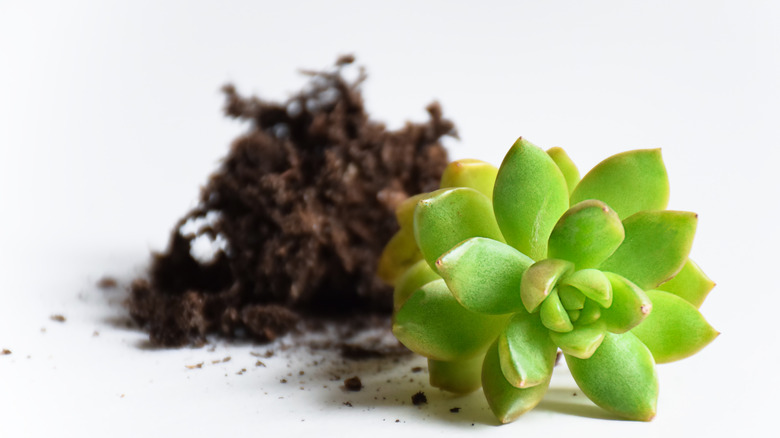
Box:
[128,56,455,347]
[411,391,427,406]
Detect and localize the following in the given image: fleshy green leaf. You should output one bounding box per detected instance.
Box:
[566,332,658,421]
[520,259,574,313]
[547,147,580,196]
[414,187,505,269]
[631,290,719,364]
[437,237,533,315]
[540,289,573,333]
[493,137,570,260]
[558,286,585,310]
[570,149,669,220]
[393,259,440,311]
[559,269,612,308]
[548,200,624,269]
[440,159,499,200]
[600,210,698,290]
[578,299,602,325]
[656,259,715,308]
[482,339,551,424]
[428,355,484,394]
[549,320,606,359]
[377,228,422,285]
[600,273,652,334]
[393,279,509,361]
[395,193,432,230]
[498,313,557,388]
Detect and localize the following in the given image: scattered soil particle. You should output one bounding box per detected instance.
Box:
[255,360,266,367]
[450,407,460,413]
[97,277,118,289]
[280,379,288,384]
[344,376,363,391]
[411,366,423,373]
[1,349,11,355]
[126,57,453,348]
[411,391,427,406]
[222,356,231,363]
[185,363,204,369]
[50,315,66,323]
[343,401,353,407]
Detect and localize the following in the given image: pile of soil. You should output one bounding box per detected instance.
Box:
[128,56,455,347]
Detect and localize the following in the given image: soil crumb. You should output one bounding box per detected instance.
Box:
[50,315,66,323]
[344,376,363,391]
[128,56,454,348]
[411,391,427,406]
[1,349,11,355]
[97,277,118,289]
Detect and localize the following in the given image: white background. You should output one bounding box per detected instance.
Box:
[1,1,778,436]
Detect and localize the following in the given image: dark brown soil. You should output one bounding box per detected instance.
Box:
[411,391,427,406]
[97,277,118,289]
[343,376,363,391]
[128,56,454,347]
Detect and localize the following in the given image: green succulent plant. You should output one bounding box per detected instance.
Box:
[378,138,718,423]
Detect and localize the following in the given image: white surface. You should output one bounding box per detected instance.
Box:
[1,1,778,436]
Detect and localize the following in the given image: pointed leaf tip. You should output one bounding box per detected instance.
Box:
[600,273,652,334]
[566,332,658,421]
[437,237,533,315]
[571,148,669,220]
[548,200,625,269]
[600,210,697,290]
[656,258,715,308]
[482,339,551,423]
[547,147,581,196]
[440,159,499,200]
[493,138,570,260]
[632,290,719,363]
[414,187,505,270]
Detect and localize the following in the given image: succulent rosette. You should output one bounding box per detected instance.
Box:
[378,138,718,423]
